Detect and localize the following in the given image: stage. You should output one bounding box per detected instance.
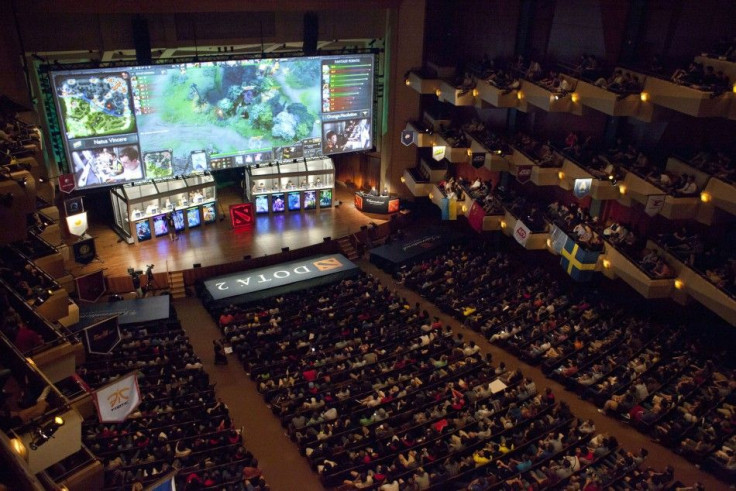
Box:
[66,183,390,280]
[369,228,461,273]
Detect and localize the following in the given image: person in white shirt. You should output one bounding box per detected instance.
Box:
[117,146,143,181]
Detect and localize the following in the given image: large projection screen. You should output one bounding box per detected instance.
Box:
[49,54,375,190]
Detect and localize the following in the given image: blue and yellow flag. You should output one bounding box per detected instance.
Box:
[560,236,601,282]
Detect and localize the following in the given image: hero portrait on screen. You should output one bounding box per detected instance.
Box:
[50,54,375,190]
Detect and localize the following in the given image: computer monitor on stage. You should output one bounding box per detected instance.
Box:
[303,190,317,210]
[202,203,217,223]
[187,206,201,228]
[255,195,269,214]
[272,193,285,213]
[135,219,151,241]
[172,209,185,231]
[319,189,332,207]
[287,191,301,211]
[152,214,168,237]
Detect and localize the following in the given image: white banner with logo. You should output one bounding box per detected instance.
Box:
[94,372,141,422]
[66,212,89,236]
[513,220,531,247]
[644,194,666,217]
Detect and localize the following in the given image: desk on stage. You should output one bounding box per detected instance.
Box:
[354,192,400,214]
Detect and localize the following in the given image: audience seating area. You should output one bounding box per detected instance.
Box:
[207,270,684,490]
[77,309,266,491]
[395,242,736,485]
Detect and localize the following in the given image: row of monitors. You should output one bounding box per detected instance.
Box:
[255,189,332,214]
[135,203,216,242]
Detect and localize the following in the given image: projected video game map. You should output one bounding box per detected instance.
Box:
[50,54,375,189]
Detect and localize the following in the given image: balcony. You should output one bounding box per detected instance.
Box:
[465,133,511,172]
[657,246,736,327]
[402,167,433,197]
[519,77,581,113]
[574,79,652,121]
[557,159,621,200]
[436,80,477,106]
[500,210,548,250]
[475,80,522,108]
[600,242,674,298]
[404,122,435,147]
[508,149,560,186]
[641,75,732,118]
[701,176,736,216]
[405,70,441,95]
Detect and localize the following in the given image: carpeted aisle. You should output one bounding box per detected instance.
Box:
[173,298,324,491]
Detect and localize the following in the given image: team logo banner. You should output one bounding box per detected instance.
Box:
[432,146,446,161]
[94,372,141,422]
[401,129,416,146]
[66,211,89,236]
[549,224,569,254]
[560,236,601,282]
[516,165,532,184]
[573,178,592,199]
[439,198,450,220]
[471,152,486,168]
[644,194,666,217]
[84,315,121,354]
[513,220,531,247]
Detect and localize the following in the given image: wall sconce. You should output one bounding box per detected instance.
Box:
[571,92,580,103]
[557,171,565,180]
[546,238,552,248]
[405,78,411,86]
[700,191,711,203]
[640,92,649,102]
[500,220,507,229]
[30,416,65,450]
[602,259,611,269]
[472,88,479,97]
[461,205,468,213]
[674,278,685,290]
[467,148,473,157]
[516,91,524,100]
[435,88,441,97]
[400,176,406,183]
[618,184,627,195]
[10,438,27,459]
[428,193,434,200]
[732,83,736,94]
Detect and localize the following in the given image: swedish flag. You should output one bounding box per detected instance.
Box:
[560,236,601,282]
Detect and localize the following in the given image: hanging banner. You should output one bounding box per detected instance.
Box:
[516,165,532,184]
[401,129,416,146]
[66,212,89,236]
[513,219,531,247]
[439,197,450,220]
[448,198,458,220]
[644,194,666,217]
[467,201,486,233]
[432,146,446,161]
[560,237,601,282]
[94,372,141,423]
[73,237,97,264]
[549,224,569,254]
[573,178,593,199]
[83,315,121,354]
[471,152,486,168]
[75,269,106,302]
[59,174,76,194]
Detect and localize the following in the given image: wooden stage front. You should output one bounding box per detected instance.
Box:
[68,183,392,281]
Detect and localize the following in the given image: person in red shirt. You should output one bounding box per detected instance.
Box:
[14,322,43,353]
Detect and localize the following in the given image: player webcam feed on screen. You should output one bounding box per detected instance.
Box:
[50,54,374,190]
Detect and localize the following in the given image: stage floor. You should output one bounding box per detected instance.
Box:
[68,183,389,279]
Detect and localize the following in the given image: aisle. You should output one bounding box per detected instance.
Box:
[173,298,324,491]
[358,259,723,489]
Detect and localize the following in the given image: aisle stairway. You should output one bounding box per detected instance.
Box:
[168,271,187,299]
[336,235,360,261]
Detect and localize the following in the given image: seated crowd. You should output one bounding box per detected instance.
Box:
[77,313,266,490]
[396,241,736,484]
[208,271,680,489]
